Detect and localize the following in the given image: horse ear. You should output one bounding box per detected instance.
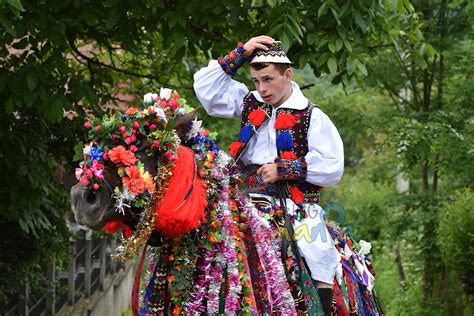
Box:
[175,107,200,139]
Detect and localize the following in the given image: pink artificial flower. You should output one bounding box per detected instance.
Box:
[169,99,179,110]
[75,168,83,180]
[90,161,104,180]
[80,176,90,186]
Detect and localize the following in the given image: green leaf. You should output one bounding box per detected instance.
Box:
[343,40,352,53]
[335,39,343,52]
[7,0,24,12]
[307,33,318,45]
[316,52,330,67]
[328,42,336,54]
[353,12,367,32]
[73,142,85,161]
[327,57,337,74]
[347,58,356,75]
[355,59,368,76]
[413,54,427,69]
[396,0,406,14]
[27,72,37,91]
[267,0,277,8]
[318,3,328,18]
[330,8,341,25]
[268,23,284,36]
[172,28,185,48]
[1,18,16,36]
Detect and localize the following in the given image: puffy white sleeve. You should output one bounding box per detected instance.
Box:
[305,107,344,187]
[193,60,249,119]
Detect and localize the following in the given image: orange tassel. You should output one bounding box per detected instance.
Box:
[154,146,207,237]
[274,113,297,130]
[281,151,297,160]
[229,141,243,158]
[289,186,304,204]
[248,109,267,127]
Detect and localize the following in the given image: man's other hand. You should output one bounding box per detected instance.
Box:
[256,163,281,184]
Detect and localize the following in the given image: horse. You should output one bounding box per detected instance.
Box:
[70,90,383,315]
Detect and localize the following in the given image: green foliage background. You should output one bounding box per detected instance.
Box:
[0,0,473,314]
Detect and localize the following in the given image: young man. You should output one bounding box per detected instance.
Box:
[194,35,344,314]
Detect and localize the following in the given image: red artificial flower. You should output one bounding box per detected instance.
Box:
[229,141,243,158]
[122,165,145,196]
[151,140,160,150]
[289,186,304,204]
[108,146,137,166]
[104,221,122,234]
[169,99,179,110]
[274,113,297,130]
[248,109,267,127]
[281,151,297,160]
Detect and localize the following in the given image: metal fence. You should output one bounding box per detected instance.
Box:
[5,230,123,316]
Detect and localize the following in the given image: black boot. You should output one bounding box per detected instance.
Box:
[318,288,333,316]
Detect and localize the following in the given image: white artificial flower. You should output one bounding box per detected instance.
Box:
[160,87,172,100]
[187,119,203,140]
[143,92,158,105]
[83,143,92,155]
[359,240,372,256]
[153,107,168,123]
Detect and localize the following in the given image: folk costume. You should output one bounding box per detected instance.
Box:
[194,42,344,314]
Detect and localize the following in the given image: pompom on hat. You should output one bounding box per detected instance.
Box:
[250,41,292,64]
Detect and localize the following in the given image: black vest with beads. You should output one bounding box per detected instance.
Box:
[236,92,321,204]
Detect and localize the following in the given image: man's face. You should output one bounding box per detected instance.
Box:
[250,64,293,107]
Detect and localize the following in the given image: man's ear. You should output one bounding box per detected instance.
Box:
[285,67,293,81]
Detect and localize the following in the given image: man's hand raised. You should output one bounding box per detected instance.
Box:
[243,36,275,56]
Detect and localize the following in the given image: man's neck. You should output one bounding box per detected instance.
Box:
[271,87,293,108]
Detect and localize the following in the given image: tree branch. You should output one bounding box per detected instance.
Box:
[66,35,168,83]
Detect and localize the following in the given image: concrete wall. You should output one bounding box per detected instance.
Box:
[57,262,135,316]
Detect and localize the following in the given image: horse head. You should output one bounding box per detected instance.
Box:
[70,90,201,248]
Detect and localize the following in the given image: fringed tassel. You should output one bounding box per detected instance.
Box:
[289,186,304,204]
[281,151,297,160]
[154,146,207,237]
[276,131,294,151]
[274,113,297,130]
[248,109,268,127]
[229,141,244,158]
[239,125,253,142]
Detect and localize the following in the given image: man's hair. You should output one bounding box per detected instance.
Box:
[250,62,291,75]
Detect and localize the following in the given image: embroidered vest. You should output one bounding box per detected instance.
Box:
[236,92,321,204]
